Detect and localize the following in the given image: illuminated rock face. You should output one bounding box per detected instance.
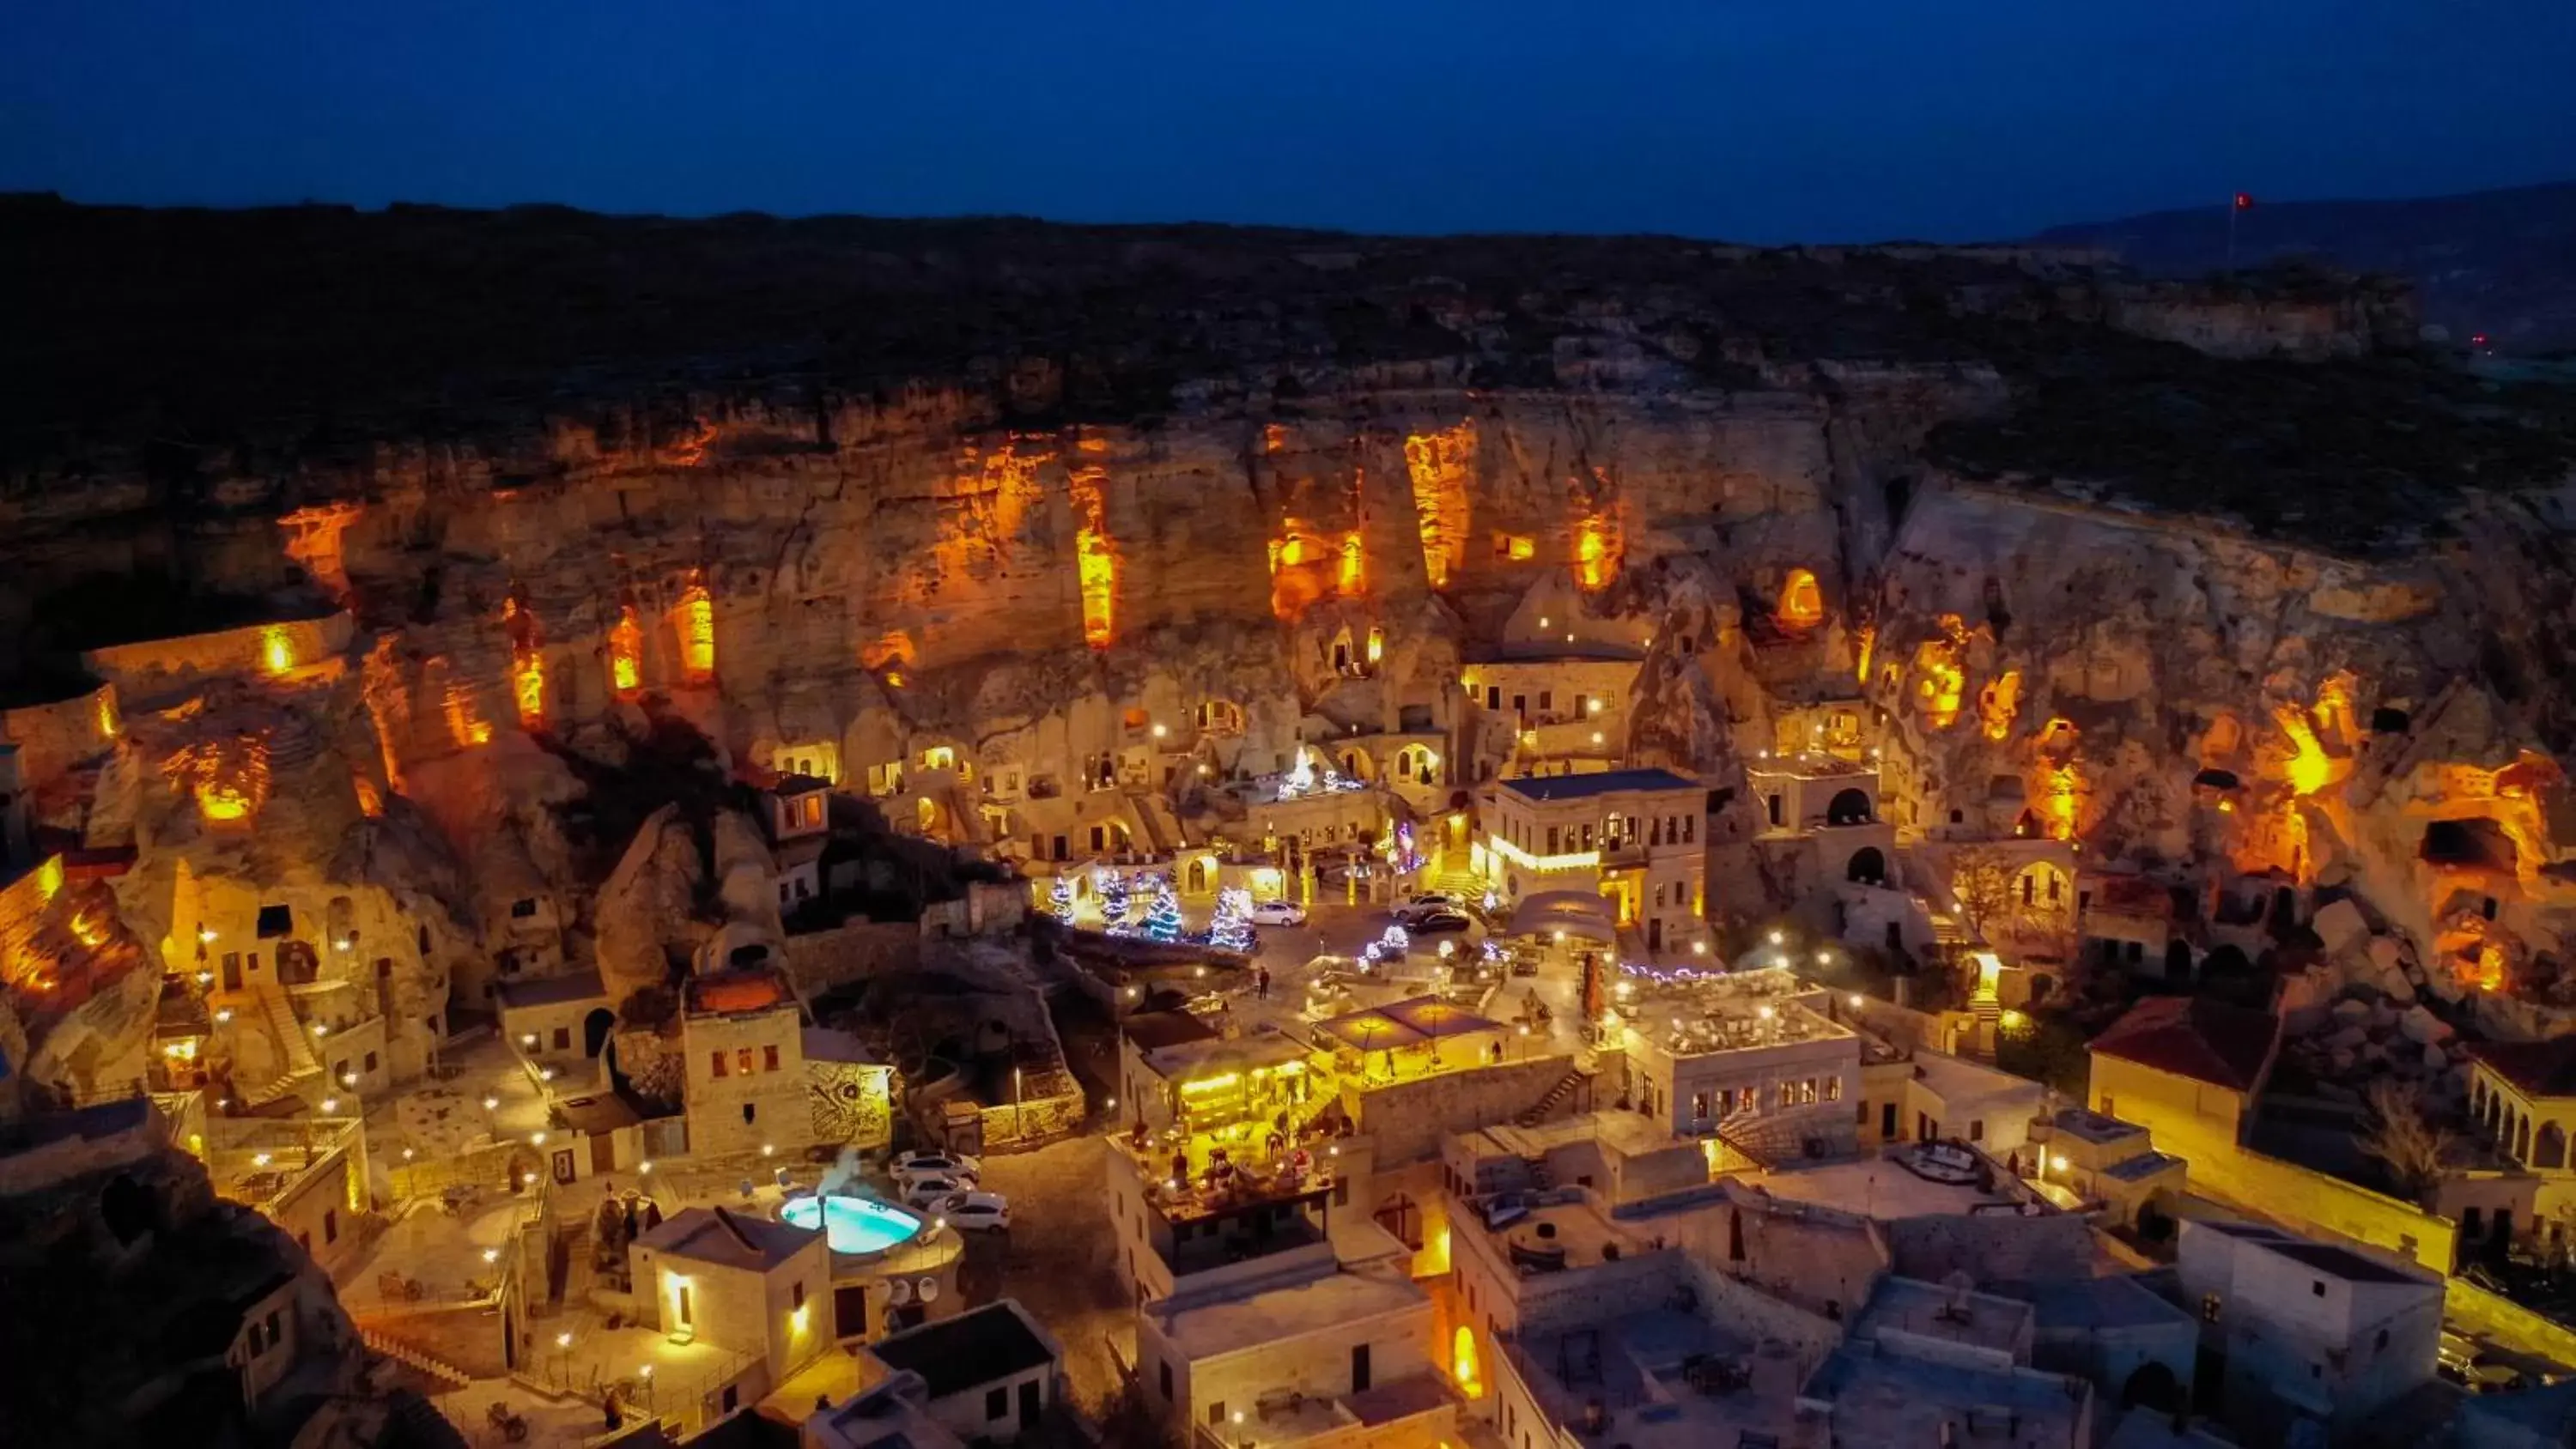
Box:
[2,208,2572,1067]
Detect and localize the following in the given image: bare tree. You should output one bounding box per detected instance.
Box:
[1946,847,2020,943]
[2360,1079,2455,1200]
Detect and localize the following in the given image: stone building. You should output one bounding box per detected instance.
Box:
[2173,1218,2442,1438]
[681,967,815,1161]
[1478,767,1708,958]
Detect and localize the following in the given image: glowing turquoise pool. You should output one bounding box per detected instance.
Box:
[780,1193,924,1255]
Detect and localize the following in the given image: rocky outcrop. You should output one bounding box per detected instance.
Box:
[0,201,2570,1076]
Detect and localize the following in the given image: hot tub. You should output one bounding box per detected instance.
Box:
[779,1193,925,1257]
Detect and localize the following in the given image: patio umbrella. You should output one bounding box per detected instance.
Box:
[1340,1013,1397,1079]
[1408,1001,1474,1064]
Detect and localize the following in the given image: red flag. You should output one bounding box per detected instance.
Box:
[2233,192,2255,210]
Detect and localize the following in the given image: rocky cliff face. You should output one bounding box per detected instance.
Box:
[1,200,2573,1067]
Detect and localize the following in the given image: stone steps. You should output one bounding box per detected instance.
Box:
[361,1325,477,1391]
[240,982,326,1107]
[1516,1068,1592,1127]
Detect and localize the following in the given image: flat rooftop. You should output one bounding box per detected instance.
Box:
[1474,1109,1674,1161]
[1735,1153,2036,1222]
[1511,1310,1794,1449]
[1498,767,1700,803]
[2192,1220,2435,1285]
[1632,996,1853,1058]
[868,1300,1058,1400]
[1910,1050,2044,1106]
[492,967,608,1010]
[1850,1276,2034,1359]
[1474,1195,1644,1276]
[2049,1106,2147,1146]
[1991,1275,2194,1334]
[1151,1261,1425,1361]
[1804,1343,2086,1448]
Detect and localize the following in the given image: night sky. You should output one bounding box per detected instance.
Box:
[7,0,2572,242]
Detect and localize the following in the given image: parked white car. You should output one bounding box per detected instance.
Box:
[898,1174,967,1210]
[937,1190,1013,1232]
[1249,899,1308,927]
[890,1151,980,1187]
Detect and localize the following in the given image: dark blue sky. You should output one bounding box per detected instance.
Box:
[7,0,2572,243]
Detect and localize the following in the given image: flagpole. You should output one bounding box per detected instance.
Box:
[2225,194,2237,276]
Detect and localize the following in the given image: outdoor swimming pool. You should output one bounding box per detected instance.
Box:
[779,1193,924,1255]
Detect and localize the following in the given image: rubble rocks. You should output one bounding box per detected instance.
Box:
[2399,1004,2453,1046]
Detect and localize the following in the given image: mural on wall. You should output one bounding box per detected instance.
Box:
[810,1061,896,1149]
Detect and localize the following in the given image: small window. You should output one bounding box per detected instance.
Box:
[1208,1403,1226,1426]
[256,906,293,939]
[363,1051,378,1072]
[793,1281,805,1310]
[737,1047,754,1075]
[323,1208,337,1244]
[763,1045,781,1072]
[743,1104,757,1125]
[987,1386,1009,1421]
[2311,1280,2325,1297]
[2201,1293,2221,1323]
[552,1028,571,1051]
[510,898,538,919]
[1159,1361,1172,1399]
[711,1052,729,1078]
[1969,1119,1984,1142]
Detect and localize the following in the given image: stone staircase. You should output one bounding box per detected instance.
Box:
[241,980,325,1108]
[361,1325,477,1391]
[1516,1067,1593,1127]
[1716,1108,1837,1169]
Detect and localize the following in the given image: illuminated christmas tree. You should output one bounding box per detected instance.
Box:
[1099,870,1131,930]
[1048,874,1076,925]
[1209,888,1255,954]
[1145,877,1183,943]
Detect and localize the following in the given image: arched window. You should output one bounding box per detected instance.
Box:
[2538,1123,2568,1171]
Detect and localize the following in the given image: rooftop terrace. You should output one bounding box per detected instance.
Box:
[1850,1276,2035,1362]
[1613,967,1852,1058]
[1801,1340,2088,1448]
[1507,1309,1797,1449]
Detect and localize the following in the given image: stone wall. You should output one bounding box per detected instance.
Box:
[83,613,353,696]
[0,683,118,794]
[779,918,920,997]
[1880,1210,2096,1286]
[1683,1258,1847,1369]
[1347,1054,1583,1166]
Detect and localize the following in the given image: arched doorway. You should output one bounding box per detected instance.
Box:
[276,940,320,986]
[2120,1361,2181,1413]
[1846,846,1887,885]
[1451,1325,1482,1397]
[583,1008,616,1058]
[1826,788,1873,826]
[1186,858,1209,893]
